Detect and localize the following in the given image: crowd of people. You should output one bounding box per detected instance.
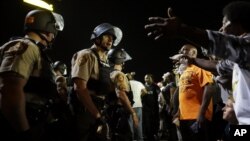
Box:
[1,1,250,141]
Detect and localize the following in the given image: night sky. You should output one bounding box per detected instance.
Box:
[0,0,236,82]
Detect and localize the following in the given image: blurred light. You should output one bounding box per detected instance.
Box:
[23,0,53,11]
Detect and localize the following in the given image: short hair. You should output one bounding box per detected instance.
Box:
[223,1,250,32]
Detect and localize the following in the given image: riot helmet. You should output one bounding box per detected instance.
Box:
[53,61,67,76]
[107,48,132,66]
[90,23,122,46]
[24,9,64,36]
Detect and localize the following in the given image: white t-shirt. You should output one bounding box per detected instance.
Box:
[232,64,250,125]
[129,80,145,108]
[207,30,250,125]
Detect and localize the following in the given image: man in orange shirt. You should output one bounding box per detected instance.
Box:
[176,44,214,141]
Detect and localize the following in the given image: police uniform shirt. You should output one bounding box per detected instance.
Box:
[71,46,100,81]
[0,38,41,79]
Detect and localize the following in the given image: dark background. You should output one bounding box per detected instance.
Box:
[0,0,236,82]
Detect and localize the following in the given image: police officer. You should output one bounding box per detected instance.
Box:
[53,61,69,102]
[71,23,138,141]
[53,61,68,77]
[107,48,139,141]
[0,9,64,141]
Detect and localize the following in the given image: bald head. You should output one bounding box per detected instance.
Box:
[180,44,197,58]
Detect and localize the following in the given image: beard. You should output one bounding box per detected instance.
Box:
[178,63,188,74]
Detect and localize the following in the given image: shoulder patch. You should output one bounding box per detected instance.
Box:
[1,40,29,56]
[76,49,95,66]
[5,41,29,55]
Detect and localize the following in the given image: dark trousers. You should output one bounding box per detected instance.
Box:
[180,119,212,141]
[107,105,132,141]
[143,109,159,141]
[75,109,102,141]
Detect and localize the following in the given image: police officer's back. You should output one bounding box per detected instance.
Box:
[107,47,139,141]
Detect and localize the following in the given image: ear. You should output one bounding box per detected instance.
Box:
[191,49,197,58]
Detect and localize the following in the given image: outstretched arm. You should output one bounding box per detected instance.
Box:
[192,58,219,75]
[170,54,219,75]
[145,8,250,67]
[145,7,209,48]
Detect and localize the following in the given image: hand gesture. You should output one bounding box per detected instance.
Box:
[144,7,182,40]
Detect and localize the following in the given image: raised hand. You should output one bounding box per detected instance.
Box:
[144,7,182,40]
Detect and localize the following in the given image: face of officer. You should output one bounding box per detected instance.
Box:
[99,34,114,51]
[38,32,56,49]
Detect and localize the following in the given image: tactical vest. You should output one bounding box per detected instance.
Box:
[0,37,58,125]
[88,49,134,105]
[87,48,116,97]
[23,38,58,100]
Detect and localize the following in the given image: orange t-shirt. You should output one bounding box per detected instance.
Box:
[179,65,213,121]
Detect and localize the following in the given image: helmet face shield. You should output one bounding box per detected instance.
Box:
[91,23,123,46]
[124,51,132,61]
[113,27,122,46]
[24,10,64,36]
[53,61,67,76]
[107,48,132,65]
[52,12,64,31]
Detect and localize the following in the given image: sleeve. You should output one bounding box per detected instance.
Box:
[206,30,250,69]
[198,67,214,87]
[71,50,96,81]
[0,41,39,79]
[216,59,234,76]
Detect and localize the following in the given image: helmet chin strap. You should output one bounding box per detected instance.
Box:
[35,31,53,50]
